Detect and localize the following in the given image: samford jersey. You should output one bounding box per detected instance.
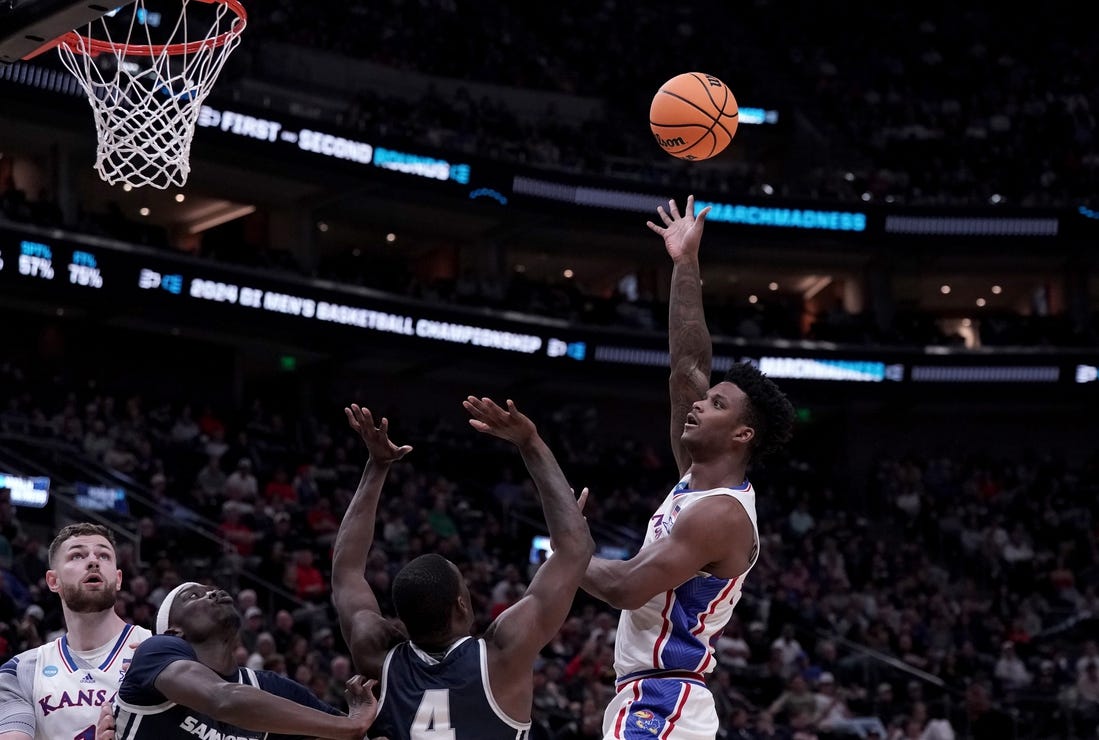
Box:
[613,475,759,683]
[0,623,150,740]
[370,636,531,740]
[111,635,340,740]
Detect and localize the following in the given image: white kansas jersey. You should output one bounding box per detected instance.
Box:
[613,475,758,682]
[0,623,150,740]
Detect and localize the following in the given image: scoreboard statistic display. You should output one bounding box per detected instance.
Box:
[1,223,1095,386]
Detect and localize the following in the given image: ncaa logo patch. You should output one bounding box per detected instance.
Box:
[632,709,664,735]
[43,665,58,677]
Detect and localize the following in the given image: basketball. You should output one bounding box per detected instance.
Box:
[650,72,739,161]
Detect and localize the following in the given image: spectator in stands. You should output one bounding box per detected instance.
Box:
[305,497,340,548]
[247,631,277,672]
[9,538,46,593]
[15,604,44,650]
[292,464,319,507]
[264,467,297,505]
[994,641,1032,692]
[0,488,21,548]
[196,455,227,500]
[271,609,296,655]
[963,682,1013,739]
[814,672,888,738]
[132,517,160,558]
[240,605,265,653]
[715,618,752,669]
[491,467,525,519]
[772,624,805,669]
[218,502,258,558]
[292,549,326,604]
[752,710,790,739]
[788,501,815,538]
[1077,640,1099,678]
[875,683,901,727]
[225,457,259,501]
[766,674,819,729]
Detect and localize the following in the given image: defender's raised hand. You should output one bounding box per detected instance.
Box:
[344,404,413,463]
[647,194,711,263]
[463,396,537,447]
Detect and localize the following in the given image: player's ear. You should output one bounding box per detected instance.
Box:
[45,569,61,593]
[164,626,185,638]
[733,425,754,446]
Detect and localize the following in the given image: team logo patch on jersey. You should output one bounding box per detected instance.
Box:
[42,665,58,677]
[632,709,664,735]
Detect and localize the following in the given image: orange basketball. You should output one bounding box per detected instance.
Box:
[650,72,739,161]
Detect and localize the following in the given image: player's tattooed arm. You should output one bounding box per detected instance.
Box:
[649,195,713,476]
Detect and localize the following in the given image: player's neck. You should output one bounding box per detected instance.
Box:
[191,633,242,676]
[686,458,747,492]
[60,606,129,651]
[412,633,465,657]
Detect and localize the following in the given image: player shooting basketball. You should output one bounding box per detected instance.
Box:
[581,195,795,740]
[332,398,594,739]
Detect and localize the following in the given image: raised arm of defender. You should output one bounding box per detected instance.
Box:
[648,195,714,476]
[463,397,595,662]
[332,404,412,678]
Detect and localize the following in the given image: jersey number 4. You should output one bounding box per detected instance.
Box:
[411,689,455,739]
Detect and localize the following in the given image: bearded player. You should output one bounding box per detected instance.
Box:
[0,523,151,740]
[582,196,795,740]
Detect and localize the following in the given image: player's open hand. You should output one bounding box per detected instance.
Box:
[344,676,380,739]
[345,404,413,463]
[463,396,537,447]
[647,194,711,263]
[96,701,116,740]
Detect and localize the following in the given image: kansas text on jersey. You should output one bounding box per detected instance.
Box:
[0,623,150,740]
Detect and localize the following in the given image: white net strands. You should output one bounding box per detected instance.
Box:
[56,0,246,189]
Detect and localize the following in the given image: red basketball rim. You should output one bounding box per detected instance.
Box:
[56,0,246,58]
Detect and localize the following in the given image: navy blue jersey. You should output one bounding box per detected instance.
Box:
[370,637,530,740]
[112,635,340,740]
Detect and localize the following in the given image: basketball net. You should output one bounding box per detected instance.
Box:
[55,0,246,189]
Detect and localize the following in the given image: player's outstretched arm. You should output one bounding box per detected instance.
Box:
[332,404,412,678]
[464,396,595,660]
[152,662,377,740]
[649,195,713,476]
[582,495,752,610]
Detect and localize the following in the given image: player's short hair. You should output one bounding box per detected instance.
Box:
[723,362,795,461]
[48,523,115,566]
[392,554,461,642]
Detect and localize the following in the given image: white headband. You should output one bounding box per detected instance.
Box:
[155,582,203,635]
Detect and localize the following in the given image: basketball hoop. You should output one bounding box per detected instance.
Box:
[52,0,247,189]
